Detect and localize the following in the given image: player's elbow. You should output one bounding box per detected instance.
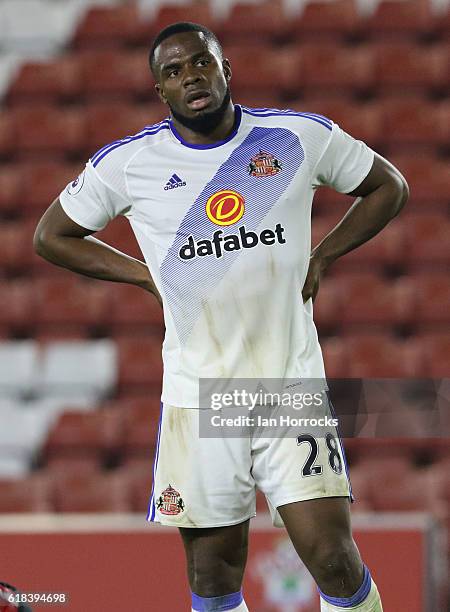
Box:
[33,221,54,259]
[396,174,409,209]
[386,172,409,217]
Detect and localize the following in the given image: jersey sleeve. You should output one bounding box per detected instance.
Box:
[59,161,131,231]
[312,122,375,194]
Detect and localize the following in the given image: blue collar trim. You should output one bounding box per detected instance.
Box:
[169,105,242,150]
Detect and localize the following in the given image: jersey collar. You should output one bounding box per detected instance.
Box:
[168,104,242,150]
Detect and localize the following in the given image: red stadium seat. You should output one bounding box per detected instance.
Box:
[346,335,423,377]
[427,460,450,505]
[117,460,154,512]
[365,0,436,39]
[129,481,153,514]
[34,327,91,342]
[373,42,449,95]
[85,102,165,154]
[388,153,450,206]
[17,217,42,271]
[54,472,131,513]
[294,0,361,40]
[409,274,450,330]
[353,454,415,483]
[419,333,450,377]
[115,397,161,465]
[43,409,123,462]
[73,4,141,48]
[336,274,414,330]
[331,220,405,274]
[321,337,349,378]
[95,216,143,261]
[27,212,76,279]
[235,91,286,110]
[379,97,449,151]
[312,186,358,215]
[0,475,53,513]
[301,98,383,149]
[359,384,443,438]
[403,214,450,270]
[149,5,218,40]
[0,222,34,274]
[104,395,161,419]
[311,213,342,246]
[370,464,446,515]
[0,112,15,158]
[345,438,419,463]
[33,277,111,331]
[0,166,22,216]
[225,45,302,97]
[313,278,343,331]
[299,43,375,95]
[20,161,81,215]
[80,50,152,101]
[0,280,35,334]
[345,463,373,511]
[220,1,288,43]
[12,106,86,158]
[7,56,82,104]
[116,336,163,393]
[436,6,450,39]
[119,399,161,461]
[110,284,164,335]
[43,455,102,476]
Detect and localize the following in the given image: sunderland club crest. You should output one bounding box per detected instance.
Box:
[156,485,185,515]
[247,150,282,177]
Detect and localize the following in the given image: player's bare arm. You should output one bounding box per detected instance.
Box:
[302,153,409,303]
[34,198,162,306]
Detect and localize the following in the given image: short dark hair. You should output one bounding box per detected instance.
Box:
[149,22,223,76]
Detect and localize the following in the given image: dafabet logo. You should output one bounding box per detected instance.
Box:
[178,189,286,261]
[205,190,245,226]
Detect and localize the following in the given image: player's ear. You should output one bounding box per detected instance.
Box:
[222,58,232,82]
[155,83,168,105]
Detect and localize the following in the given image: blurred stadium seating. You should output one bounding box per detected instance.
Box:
[0,1,448,580]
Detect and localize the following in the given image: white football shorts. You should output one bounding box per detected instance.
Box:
[147,402,353,528]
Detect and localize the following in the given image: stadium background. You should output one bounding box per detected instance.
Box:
[0,0,448,610]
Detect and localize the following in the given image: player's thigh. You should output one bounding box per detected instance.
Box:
[278,497,364,594]
[179,520,250,596]
[278,496,357,561]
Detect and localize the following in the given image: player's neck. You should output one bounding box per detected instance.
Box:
[170,102,237,146]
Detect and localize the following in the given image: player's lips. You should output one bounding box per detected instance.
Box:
[185,90,211,110]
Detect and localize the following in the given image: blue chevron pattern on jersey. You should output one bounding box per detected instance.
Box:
[159,126,305,345]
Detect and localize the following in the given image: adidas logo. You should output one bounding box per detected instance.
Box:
[164,173,186,191]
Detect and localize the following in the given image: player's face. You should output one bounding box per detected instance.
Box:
[154,32,232,130]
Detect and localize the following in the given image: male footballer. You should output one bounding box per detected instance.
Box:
[34,22,408,612]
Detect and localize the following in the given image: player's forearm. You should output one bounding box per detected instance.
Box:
[35,233,160,298]
[312,178,408,268]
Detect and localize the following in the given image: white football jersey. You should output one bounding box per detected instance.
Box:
[59,105,374,407]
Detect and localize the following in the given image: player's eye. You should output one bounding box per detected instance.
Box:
[196,59,209,67]
[168,69,179,78]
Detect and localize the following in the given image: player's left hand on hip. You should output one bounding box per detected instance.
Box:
[301,255,325,303]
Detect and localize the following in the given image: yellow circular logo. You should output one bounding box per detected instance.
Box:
[205,189,245,226]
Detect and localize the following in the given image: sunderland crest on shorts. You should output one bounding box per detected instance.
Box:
[247,150,282,177]
[156,485,185,515]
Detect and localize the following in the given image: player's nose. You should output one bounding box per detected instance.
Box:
[183,69,202,88]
